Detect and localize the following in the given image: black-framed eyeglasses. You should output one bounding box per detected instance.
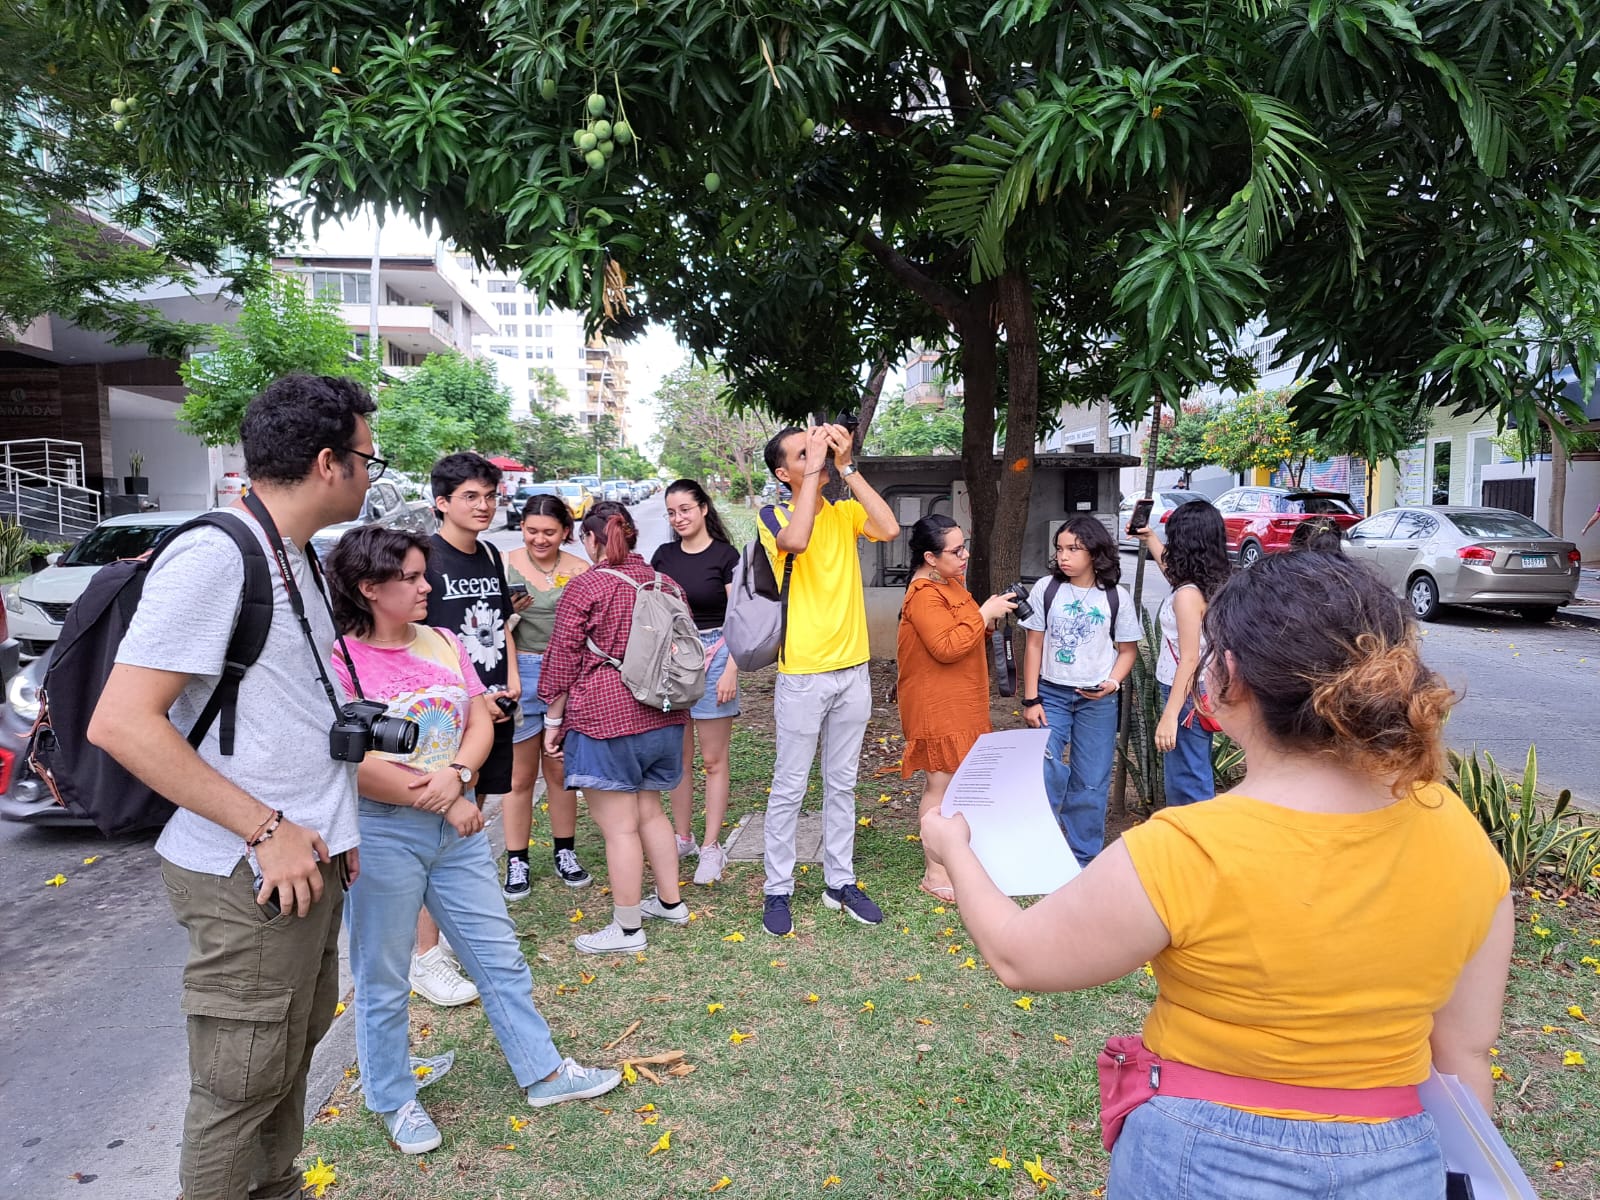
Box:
[344,447,387,483]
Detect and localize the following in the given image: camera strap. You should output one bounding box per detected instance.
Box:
[240,492,367,720]
[991,620,1018,697]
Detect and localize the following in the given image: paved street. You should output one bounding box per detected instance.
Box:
[1,504,1593,1198]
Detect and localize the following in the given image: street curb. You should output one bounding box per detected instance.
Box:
[1556,606,1600,631]
[302,792,514,1125]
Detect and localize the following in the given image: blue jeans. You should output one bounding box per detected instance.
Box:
[1038,681,1119,866]
[1158,683,1216,807]
[563,725,685,793]
[1108,1097,1444,1200]
[346,800,563,1114]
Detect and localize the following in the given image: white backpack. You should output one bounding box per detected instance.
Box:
[723,540,796,672]
[586,570,706,712]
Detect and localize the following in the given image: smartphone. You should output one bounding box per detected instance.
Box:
[1127,497,1155,535]
[251,870,282,919]
[508,583,528,596]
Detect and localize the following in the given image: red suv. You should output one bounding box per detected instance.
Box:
[1213,487,1362,566]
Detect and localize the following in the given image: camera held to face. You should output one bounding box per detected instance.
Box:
[1003,582,1034,623]
[329,699,419,763]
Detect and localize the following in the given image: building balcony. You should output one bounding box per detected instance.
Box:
[341,304,461,357]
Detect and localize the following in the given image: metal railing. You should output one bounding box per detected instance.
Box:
[0,440,102,538]
[0,439,89,489]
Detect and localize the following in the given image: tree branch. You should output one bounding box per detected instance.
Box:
[838,107,941,158]
[854,228,965,322]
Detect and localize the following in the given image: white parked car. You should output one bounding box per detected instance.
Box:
[1116,489,1210,550]
[2,511,209,658]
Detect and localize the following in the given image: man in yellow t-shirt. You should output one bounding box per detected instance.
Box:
[756,423,898,936]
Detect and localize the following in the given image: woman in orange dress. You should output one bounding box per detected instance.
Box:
[896,514,1017,902]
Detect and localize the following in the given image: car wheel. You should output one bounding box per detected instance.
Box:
[1407,574,1441,621]
[1519,605,1558,624]
[1239,540,1263,568]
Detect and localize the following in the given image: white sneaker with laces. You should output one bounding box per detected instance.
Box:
[574,921,647,955]
[640,892,690,925]
[675,834,698,858]
[693,842,727,885]
[382,1098,442,1154]
[409,945,479,1007]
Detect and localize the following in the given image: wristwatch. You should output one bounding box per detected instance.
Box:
[1021,697,1042,708]
[839,462,859,478]
[448,762,475,786]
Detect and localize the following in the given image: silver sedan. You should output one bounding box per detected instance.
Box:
[1343,506,1581,623]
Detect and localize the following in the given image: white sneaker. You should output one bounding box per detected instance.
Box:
[675,834,699,858]
[693,842,727,886]
[640,892,690,925]
[409,945,479,1007]
[574,921,647,955]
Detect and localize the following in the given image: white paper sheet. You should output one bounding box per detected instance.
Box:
[1419,1069,1539,1199]
[941,728,1080,896]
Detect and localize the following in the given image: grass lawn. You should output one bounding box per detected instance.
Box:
[302,665,1600,1200]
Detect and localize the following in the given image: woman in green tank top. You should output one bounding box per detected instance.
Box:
[501,494,591,899]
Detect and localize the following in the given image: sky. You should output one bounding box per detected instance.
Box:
[295,206,687,452]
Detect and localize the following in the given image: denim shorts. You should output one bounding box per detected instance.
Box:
[512,651,546,745]
[563,725,686,793]
[691,629,741,721]
[1107,1097,1444,1200]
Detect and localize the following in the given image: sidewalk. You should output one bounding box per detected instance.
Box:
[1561,563,1600,628]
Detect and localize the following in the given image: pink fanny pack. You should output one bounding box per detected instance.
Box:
[1096,1036,1424,1152]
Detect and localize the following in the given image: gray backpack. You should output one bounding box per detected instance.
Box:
[586,569,706,712]
[723,540,795,672]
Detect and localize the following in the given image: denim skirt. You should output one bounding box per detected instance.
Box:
[691,628,740,721]
[513,652,546,745]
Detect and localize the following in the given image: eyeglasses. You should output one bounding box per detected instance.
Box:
[943,544,971,557]
[344,447,387,483]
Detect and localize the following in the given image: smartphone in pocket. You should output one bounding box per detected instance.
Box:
[1127,497,1155,535]
[251,869,283,919]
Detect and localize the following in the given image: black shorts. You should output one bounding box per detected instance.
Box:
[476,719,515,796]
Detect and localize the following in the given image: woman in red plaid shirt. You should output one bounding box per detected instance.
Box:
[539,502,693,953]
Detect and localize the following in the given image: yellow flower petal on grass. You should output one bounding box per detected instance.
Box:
[647,1130,672,1155]
[857,816,872,827]
[1015,997,1033,1011]
[947,944,961,955]
[904,834,920,841]
[45,874,67,887]
[570,909,584,923]
[1490,1064,1504,1080]
[931,905,946,915]
[1142,964,1155,977]
[1022,1156,1056,1190]
[509,1115,530,1131]
[861,1000,875,1012]
[642,1113,660,1124]
[989,1151,1013,1170]
[302,1157,337,1198]
[707,1003,724,1014]
[805,993,819,1004]
[905,973,922,983]
[622,1062,638,1084]
[959,957,976,970]
[1562,1050,1586,1067]
[634,1103,656,1113]
[709,1178,732,1193]
[1532,925,1551,938]
[770,959,787,968]
[878,793,891,804]
[729,1030,752,1044]
[822,1176,841,1189]
[1053,1034,1070,1044]
[413,1064,432,1079]
[1568,1005,1588,1021]
[722,932,745,943]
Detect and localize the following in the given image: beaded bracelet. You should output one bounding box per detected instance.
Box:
[247,809,285,848]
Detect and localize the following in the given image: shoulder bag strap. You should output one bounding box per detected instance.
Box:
[777,551,796,665]
[181,514,274,757]
[585,568,640,666]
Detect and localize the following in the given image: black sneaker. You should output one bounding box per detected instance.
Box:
[762,894,793,937]
[823,883,883,926]
[503,855,531,901]
[554,848,592,889]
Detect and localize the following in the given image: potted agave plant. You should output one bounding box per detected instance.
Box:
[124,450,148,496]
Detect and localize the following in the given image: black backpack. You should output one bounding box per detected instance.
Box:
[27,514,274,836]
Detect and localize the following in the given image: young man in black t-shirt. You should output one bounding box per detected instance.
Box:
[407,452,527,1006]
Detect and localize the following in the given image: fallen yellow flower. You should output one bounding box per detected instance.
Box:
[770,959,786,968]
[302,1157,337,1198]
[322,1106,340,1118]
[622,1062,638,1084]
[857,816,872,828]
[805,994,819,1004]
[1562,1050,1586,1067]
[1015,997,1033,1011]
[932,905,946,915]
[729,1030,752,1044]
[905,974,922,983]
[861,1000,875,1012]
[45,874,66,887]
[643,1113,660,1125]
[81,856,99,865]
[636,952,648,962]
[942,927,956,937]
[1053,1034,1070,1044]
[1023,1155,1056,1190]
[722,932,746,943]
[1569,1005,1588,1021]
[915,1017,934,1026]
[707,1003,724,1014]
[1542,1025,1558,1033]
[509,1115,530,1131]
[570,909,584,923]
[413,1064,432,1079]
[989,1151,1012,1170]
[1533,926,1551,938]
[634,1103,656,1113]
[1491,1065,1504,1080]
[959,957,976,970]
[647,1130,672,1156]
[1142,964,1155,977]
[947,944,961,955]
[580,972,597,985]
[878,794,891,804]
[709,1178,732,1193]
[822,1176,841,1189]
[904,834,920,841]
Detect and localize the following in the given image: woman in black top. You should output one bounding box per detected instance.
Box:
[650,480,741,884]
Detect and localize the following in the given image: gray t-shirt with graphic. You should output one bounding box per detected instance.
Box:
[1020,578,1142,689]
[115,510,359,876]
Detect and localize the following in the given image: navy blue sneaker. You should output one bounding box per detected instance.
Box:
[823,883,883,926]
[762,894,793,936]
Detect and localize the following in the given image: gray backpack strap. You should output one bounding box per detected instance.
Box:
[585,568,642,666]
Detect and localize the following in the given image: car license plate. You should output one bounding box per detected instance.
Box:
[1521,554,1548,569]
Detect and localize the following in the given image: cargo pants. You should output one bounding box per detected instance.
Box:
[161,857,343,1200]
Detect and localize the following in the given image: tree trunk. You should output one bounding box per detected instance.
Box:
[1543,414,1568,536]
[1110,399,1164,818]
[854,355,891,455]
[957,289,1001,598]
[986,269,1041,599]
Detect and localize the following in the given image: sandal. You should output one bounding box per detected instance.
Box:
[917,880,956,904]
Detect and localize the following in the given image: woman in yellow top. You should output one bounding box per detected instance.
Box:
[922,549,1512,1199]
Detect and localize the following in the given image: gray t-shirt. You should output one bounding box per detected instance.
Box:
[115,510,359,875]
[1019,578,1142,689]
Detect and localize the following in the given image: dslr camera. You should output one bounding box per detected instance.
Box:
[1002,582,1034,623]
[329,699,419,763]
